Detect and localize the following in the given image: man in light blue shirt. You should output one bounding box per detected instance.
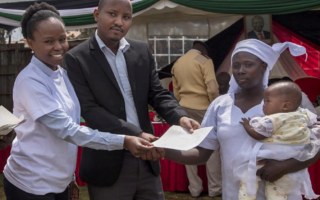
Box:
[65,0,201,199]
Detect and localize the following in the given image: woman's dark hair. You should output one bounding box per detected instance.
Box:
[21,2,63,40]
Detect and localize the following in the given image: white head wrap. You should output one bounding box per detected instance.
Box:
[228,39,307,93]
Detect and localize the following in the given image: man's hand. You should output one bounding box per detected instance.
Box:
[69,181,79,200]
[0,131,15,150]
[138,132,164,161]
[140,147,165,161]
[179,117,201,133]
[256,159,289,182]
[124,136,154,157]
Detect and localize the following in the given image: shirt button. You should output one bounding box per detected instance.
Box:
[120,107,124,112]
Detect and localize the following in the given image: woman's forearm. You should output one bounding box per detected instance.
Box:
[0,131,15,150]
[164,147,213,165]
[286,150,320,174]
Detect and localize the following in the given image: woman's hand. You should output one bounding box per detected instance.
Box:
[0,131,15,150]
[137,132,164,161]
[256,159,289,182]
[138,132,159,142]
[69,181,79,200]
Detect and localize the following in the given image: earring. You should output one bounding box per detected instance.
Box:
[31,50,34,54]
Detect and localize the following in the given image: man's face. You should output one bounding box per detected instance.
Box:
[94,0,132,44]
[252,17,264,32]
[217,78,230,95]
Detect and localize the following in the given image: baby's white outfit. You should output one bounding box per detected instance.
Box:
[234,108,320,200]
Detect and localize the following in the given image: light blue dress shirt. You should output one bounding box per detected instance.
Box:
[32,56,125,151]
[95,31,140,128]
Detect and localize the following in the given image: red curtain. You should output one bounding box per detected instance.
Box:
[153,123,208,191]
[0,145,11,173]
[273,21,320,79]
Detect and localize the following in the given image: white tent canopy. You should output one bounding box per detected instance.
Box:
[217,33,308,81]
[0,0,311,82]
[127,1,242,41]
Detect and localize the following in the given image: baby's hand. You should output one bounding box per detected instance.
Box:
[239,118,251,129]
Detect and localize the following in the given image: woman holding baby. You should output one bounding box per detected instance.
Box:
[158,39,320,200]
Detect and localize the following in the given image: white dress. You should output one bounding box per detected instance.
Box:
[199,93,303,200]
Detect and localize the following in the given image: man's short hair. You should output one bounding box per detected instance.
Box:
[98,0,106,10]
[193,41,211,57]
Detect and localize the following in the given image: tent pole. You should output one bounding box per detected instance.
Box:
[207,17,210,38]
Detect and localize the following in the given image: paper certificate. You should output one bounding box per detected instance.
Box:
[0,105,25,136]
[152,125,213,151]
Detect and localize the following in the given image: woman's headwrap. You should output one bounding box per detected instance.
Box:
[228,39,307,93]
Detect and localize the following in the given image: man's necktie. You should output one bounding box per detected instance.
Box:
[259,32,264,40]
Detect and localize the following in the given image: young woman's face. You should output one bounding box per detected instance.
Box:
[263,87,284,115]
[232,52,267,90]
[27,17,69,70]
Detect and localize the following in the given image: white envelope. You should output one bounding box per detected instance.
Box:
[152,125,213,151]
[0,105,25,136]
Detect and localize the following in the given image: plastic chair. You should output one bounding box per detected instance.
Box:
[169,81,173,92]
[294,76,320,103]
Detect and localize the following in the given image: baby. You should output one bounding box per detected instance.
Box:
[235,81,319,200]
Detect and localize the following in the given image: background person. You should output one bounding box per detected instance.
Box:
[157,39,319,200]
[65,0,200,199]
[216,72,231,95]
[171,41,222,198]
[248,16,271,40]
[3,3,152,200]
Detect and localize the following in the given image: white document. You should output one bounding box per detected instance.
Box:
[0,105,25,136]
[152,125,213,151]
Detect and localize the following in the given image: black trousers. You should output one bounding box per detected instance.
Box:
[88,151,164,200]
[3,175,69,200]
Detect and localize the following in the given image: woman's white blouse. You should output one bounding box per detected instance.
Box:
[198,93,302,200]
[4,56,123,195]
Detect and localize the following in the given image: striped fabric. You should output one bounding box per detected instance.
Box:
[0,0,158,30]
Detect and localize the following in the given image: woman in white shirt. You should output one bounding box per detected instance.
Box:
[159,39,320,200]
[3,3,153,200]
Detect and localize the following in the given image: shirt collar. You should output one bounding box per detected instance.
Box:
[31,56,59,77]
[95,30,130,53]
[189,49,201,54]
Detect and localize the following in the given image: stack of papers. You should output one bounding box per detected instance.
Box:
[0,106,25,136]
[152,125,213,151]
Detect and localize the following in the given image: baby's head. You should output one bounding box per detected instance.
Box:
[263,81,302,115]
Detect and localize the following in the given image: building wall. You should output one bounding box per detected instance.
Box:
[0,39,85,112]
